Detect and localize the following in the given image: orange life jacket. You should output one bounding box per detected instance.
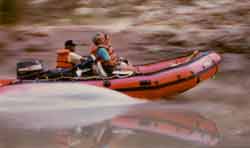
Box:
[56,49,73,69]
[89,44,118,67]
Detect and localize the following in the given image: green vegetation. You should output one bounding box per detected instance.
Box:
[24,47,48,53]
[0,0,20,24]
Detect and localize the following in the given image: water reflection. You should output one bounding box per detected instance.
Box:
[109,106,219,147]
[0,83,219,148]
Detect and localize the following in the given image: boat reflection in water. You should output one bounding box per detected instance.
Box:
[109,106,219,148]
[0,83,219,148]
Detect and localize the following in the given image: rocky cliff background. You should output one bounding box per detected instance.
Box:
[0,0,249,74]
[1,0,250,57]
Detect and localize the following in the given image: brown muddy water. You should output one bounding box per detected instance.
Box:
[0,29,250,147]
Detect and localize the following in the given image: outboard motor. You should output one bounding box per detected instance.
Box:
[16,60,44,80]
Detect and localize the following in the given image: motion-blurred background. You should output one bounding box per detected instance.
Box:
[1,0,250,75]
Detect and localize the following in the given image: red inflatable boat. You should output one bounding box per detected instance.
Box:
[0,50,221,100]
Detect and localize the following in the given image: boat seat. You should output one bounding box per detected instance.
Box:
[112,70,134,78]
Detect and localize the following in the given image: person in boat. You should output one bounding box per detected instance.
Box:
[84,32,138,77]
[56,40,85,76]
[89,32,119,77]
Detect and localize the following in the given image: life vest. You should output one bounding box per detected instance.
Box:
[56,49,73,68]
[90,44,118,67]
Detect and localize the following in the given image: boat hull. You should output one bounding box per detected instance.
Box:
[0,51,221,100]
[84,51,221,100]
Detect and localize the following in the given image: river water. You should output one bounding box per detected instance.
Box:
[0,27,250,147]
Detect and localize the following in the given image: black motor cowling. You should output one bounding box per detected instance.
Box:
[16,60,44,80]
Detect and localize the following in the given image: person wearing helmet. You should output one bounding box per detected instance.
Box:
[56,40,84,70]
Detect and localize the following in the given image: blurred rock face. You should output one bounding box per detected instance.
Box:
[1,0,250,51]
[0,0,249,75]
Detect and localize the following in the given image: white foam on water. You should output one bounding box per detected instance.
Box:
[0,83,142,112]
[0,83,144,129]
